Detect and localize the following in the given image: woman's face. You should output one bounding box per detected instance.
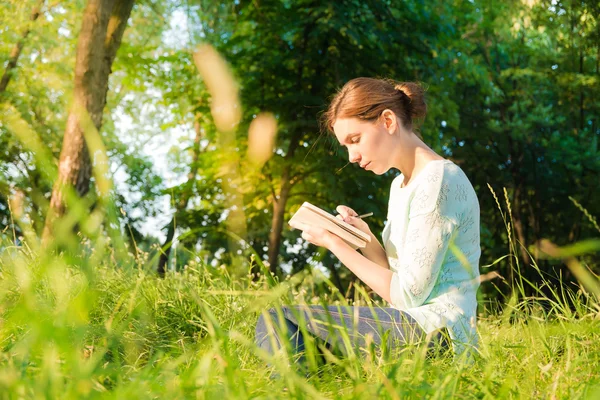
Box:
[333,112,398,175]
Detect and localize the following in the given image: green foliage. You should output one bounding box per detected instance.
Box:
[166,0,468,278]
[1,0,599,396]
[0,0,82,235]
[440,0,600,299]
[1,0,599,313]
[0,0,168,244]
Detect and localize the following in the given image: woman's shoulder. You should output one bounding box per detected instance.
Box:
[422,160,473,192]
[415,159,467,189]
[439,161,478,198]
[442,160,469,178]
[390,173,404,188]
[408,160,476,219]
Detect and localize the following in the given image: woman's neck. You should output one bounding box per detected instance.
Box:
[393,132,443,187]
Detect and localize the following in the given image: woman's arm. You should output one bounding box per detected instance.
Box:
[360,232,391,269]
[290,219,394,303]
[329,237,394,303]
[334,206,390,269]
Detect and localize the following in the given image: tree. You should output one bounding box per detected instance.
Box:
[1,0,83,241]
[441,0,600,298]
[42,0,135,243]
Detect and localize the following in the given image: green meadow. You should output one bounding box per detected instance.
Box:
[1,215,599,398]
[1,0,600,398]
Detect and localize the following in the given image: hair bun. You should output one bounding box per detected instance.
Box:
[394,85,407,95]
[393,82,427,120]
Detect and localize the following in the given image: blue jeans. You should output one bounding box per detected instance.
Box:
[255,305,445,371]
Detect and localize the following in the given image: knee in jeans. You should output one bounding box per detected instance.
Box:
[256,307,285,333]
[255,314,266,339]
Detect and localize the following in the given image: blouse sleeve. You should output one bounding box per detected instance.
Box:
[389,170,458,309]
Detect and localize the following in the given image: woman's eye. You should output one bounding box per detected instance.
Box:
[351,137,360,144]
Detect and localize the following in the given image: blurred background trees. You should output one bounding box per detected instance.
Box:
[1,0,598,308]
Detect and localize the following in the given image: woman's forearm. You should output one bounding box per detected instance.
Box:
[328,237,393,303]
[359,232,390,269]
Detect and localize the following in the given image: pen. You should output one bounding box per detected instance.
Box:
[357,212,373,219]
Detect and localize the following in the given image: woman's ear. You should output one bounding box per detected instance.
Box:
[381,109,397,134]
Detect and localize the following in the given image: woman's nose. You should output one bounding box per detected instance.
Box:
[349,151,361,164]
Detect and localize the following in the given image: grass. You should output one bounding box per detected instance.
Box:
[1,182,599,399]
[0,235,599,399]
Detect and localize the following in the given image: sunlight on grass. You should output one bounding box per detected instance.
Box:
[1,222,599,398]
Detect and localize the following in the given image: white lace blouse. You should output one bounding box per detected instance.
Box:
[383,159,481,356]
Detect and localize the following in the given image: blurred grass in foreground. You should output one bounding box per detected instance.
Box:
[1,230,600,399]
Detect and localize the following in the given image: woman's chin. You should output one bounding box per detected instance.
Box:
[370,164,388,175]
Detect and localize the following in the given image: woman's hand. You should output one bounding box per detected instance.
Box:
[289,221,342,249]
[335,205,372,235]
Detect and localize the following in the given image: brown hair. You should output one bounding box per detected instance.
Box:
[321,77,427,133]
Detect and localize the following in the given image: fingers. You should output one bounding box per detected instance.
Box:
[336,213,356,225]
[336,205,358,223]
[290,221,313,234]
[301,231,313,242]
[336,205,358,217]
[291,223,319,246]
[290,221,308,231]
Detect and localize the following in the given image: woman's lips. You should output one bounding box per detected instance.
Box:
[361,162,371,169]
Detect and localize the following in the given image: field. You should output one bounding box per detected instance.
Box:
[1,237,599,399]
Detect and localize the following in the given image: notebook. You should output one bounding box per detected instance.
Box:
[288,202,371,249]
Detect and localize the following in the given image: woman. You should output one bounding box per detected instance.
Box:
[255,77,481,370]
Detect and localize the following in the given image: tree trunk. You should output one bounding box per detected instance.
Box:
[158,118,204,276]
[267,167,293,275]
[0,0,44,95]
[42,0,135,243]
